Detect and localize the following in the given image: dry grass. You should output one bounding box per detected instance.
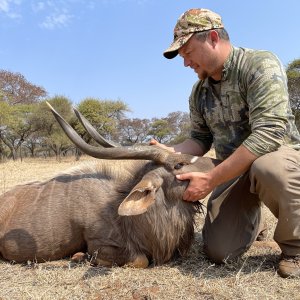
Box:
[0,156,299,300]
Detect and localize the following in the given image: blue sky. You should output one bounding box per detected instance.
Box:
[1,0,300,119]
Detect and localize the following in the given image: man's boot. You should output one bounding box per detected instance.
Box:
[278,254,300,278]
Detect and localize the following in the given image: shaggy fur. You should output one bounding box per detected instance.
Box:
[0,157,216,267]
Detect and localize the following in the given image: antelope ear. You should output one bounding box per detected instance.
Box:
[118,180,157,216]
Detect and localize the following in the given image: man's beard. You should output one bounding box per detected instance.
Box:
[197,70,208,80]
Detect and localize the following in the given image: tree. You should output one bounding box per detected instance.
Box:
[0,70,48,159]
[0,103,38,160]
[165,111,191,144]
[76,98,129,143]
[118,118,151,145]
[148,118,172,143]
[34,96,74,160]
[287,58,300,128]
[0,102,11,159]
[147,112,191,144]
[0,70,47,105]
[22,133,42,158]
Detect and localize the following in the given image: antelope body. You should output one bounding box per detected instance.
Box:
[0,105,218,267]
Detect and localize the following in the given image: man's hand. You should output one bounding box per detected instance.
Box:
[176,172,215,202]
[149,139,177,153]
[176,145,259,202]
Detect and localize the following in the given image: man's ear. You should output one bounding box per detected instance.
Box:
[209,30,219,47]
[118,176,163,216]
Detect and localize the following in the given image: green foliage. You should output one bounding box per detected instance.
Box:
[7,104,35,133]
[118,118,151,145]
[148,119,172,143]
[76,98,129,140]
[36,96,73,134]
[286,59,300,79]
[0,101,11,126]
[34,96,74,157]
[0,103,39,159]
[147,111,191,144]
[287,58,300,129]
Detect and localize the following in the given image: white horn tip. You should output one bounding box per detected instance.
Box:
[190,156,198,163]
[46,101,54,110]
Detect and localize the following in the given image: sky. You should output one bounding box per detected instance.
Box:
[1,0,300,119]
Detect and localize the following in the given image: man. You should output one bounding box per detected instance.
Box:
[152,8,300,278]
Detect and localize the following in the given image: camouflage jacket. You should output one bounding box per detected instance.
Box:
[189,46,300,160]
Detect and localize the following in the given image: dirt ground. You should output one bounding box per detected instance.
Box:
[0,156,299,300]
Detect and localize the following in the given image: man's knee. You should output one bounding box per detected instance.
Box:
[204,240,248,264]
[204,244,229,264]
[203,228,251,263]
[250,150,289,190]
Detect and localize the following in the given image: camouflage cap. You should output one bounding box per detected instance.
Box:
[163,8,224,59]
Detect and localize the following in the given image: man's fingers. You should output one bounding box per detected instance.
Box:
[149,138,158,145]
[150,139,176,153]
[183,190,192,201]
[176,173,192,181]
[183,190,200,202]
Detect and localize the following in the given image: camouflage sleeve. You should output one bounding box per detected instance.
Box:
[189,80,213,154]
[241,51,288,156]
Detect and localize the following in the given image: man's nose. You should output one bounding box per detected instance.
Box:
[183,57,191,67]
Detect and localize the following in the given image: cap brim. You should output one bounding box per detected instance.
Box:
[163,49,178,59]
[163,33,194,59]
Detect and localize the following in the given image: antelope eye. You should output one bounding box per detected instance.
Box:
[174,163,184,170]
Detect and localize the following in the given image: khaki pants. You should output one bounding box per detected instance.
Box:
[203,146,300,263]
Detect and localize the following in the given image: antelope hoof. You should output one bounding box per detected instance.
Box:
[92,259,114,267]
[71,252,88,263]
[126,254,149,268]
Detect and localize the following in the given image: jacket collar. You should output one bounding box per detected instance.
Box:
[222,45,236,81]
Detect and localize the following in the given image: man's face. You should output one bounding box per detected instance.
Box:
[178,33,219,80]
